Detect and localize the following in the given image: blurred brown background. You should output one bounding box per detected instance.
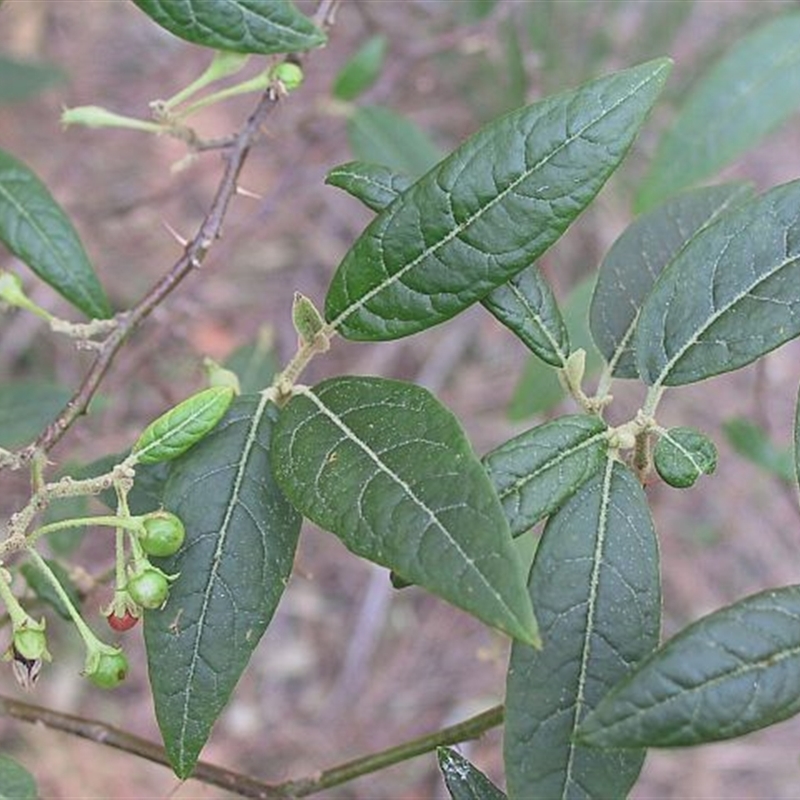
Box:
[2,0,800,797]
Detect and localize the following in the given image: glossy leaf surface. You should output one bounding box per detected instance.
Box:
[653,426,717,489]
[0,149,110,319]
[132,0,326,55]
[636,180,800,387]
[637,13,800,211]
[578,586,800,747]
[590,184,753,378]
[438,748,507,800]
[482,265,569,366]
[146,396,301,777]
[0,755,36,800]
[504,460,660,799]
[271,376,538,645]
[133,387,235,465]
[484,415,608,536]
[325,161,413,213]
[326,59,671,341]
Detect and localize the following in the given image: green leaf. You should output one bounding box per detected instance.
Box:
[636,180,800,387]
[653,426,717,489]
[504,459,660,799]
[0,754,37,800]
[0,56,64,105]
[590,183,754,378]
[145,395,301,778]
[0,149,111,319]
[20,559,81,621]
[482,265,569,366]
[132,387,235,465]
[725,417,794,483]
[224,333,278,394]
[437,748,506,800]
[346,105,444,179]
[484,415,608,536]
[325,161,413,214]
[131,0,326,55]
[508,275,600,419]
[332,35,387,101]
[271,376,538,645]
[327,59,671,342]
[0,380,72,448]
[578,585,800,748]
[637,13,800,211]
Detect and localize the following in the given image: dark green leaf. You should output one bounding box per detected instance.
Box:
[504,459,660,798]
[482,265,569,366]
[590,183,753,378]
[332,35,387,101]
[0,56,64,105]
[508,275,600,419]
[637,13,800,211]
[0,380,71,448]
[131,0,326,55]
[653,426,717,489]
[484,415,608,535]
[224,334,278,394]
[146,395,301,778]
[133,386,235,465]
[327,59,671,342]
[325,161,413,213]
[346,105,444,179]
[20,559,81,621]
[0,149,111,319]
[578,585,800,748]
[636,180,800,387]
[271,376,538,645]
[0,754,36,800]
[438,748,506,800]
[725,417,794,483]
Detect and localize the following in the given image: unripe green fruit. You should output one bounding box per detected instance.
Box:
[272,62,304,92]
[88,649,129,689]
[140,511,185,557]
[127,569,170,609]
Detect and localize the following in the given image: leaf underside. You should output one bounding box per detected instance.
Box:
[131,0,326,55]
[0,148,110,319]
[579,585,800,748]
[145,395,301,778]
[504,459,660,799]
[325,58,671,341]
[438,747,507,800]
[270,376,538,645]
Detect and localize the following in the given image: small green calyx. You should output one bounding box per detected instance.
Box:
[85,646,129,689]
[140,511,186,558]
[11,619,51,663]
[272,62,304,93]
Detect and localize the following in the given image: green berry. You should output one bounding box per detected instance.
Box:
[87,649,129,689]
[127,569,170,609]
[140,511,185,558]
[272,62,304,92]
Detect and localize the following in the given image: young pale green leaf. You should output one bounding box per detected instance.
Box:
[637,13,800,212]
[325,161,413,213]
[482,265,569,366]
[724,417,794,483]
[0,149,111,319]
[504,459,660,799]
[346,105,444,179]
[590,183,753,378]
[131,0,326,55]
[132,386,235,465]
[0,754,37,800]
[438,748,507,800]
[578,585,800,748]
[636,180,800,387]
[145,395,301,778]
[483,415,608,536]
[271,376,538,645]
[326,59,671,342]
[654,427,717,488]
[332,35,387,101]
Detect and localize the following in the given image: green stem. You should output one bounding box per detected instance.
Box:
[643,385,665,418]
[27,515,144,547]
[175,70,272,119]
[0,571,31,628]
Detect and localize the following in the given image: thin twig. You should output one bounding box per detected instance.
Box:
[0,692,503,799]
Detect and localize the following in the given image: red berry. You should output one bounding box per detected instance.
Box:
[106,610,139,632]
